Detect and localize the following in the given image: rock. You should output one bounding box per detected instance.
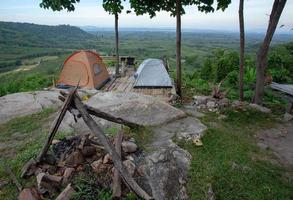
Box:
[55,184,76,200]
[91,159,103,172]
[207,185,215,200]
[193,95,210,105]
[123,160,136,176]
[232,100,245,108]
[122,141,138,153]
[145,146,191,200]
[218,98,229,108]
[181,104,205,118]
[86,92,186,126]
[0,180,8,189]
[142,115,207,200]
[283,113,293,122]
[62,168,75,186]
[36,172,62,195]
[249,103,271,113]
[81,146,96,157]
[19,188,41,200]
[207,101,216,109]
[257,142,269,150]
[0,90,61,124]
[64,151,85,167]
[103,154,112,164]
[218,114,227,120]
[52,139,61,145]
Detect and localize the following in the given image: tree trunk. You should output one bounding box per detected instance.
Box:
[115,13,120,76]
[175,0,182,97]
[239,0,245,101]
[254,0,287,104]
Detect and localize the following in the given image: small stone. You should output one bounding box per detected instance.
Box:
[81,146,96,157]
[0,180,8,189]
[103,154,112,164]
[122,141,138,153]
[249,103,271,113]
[52,139,61,145]
[123,160,136,176]
[207,185,215,200]
[91,159,103,172]
[129,137,136,143]
[218,114,227,120]
[283,113,293,122]
[257,142,269,150]
[19,188,41,200]
[64,151,85,167]
[126,155,135,161]
[193,95,210,105]
[207,101,216,109]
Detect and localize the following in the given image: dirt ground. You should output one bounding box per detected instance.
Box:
[257,121,293,166]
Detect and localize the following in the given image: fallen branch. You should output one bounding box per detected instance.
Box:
[73,95,153,200]
[112,131,123,200]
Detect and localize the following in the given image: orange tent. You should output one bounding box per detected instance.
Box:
[57,50,110,89]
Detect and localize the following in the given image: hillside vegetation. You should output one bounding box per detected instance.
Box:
[0,21,97,72]
[0,21,292,99]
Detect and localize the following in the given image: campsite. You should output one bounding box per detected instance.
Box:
[0,0,293,200]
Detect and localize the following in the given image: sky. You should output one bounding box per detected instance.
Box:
[0,0,293,32]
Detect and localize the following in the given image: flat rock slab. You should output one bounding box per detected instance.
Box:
[86,92,186,126]
[140,116,207,200]
[0,91,61,124]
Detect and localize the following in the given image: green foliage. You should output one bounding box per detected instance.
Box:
[200,49,239,82]
[130,0,231,18]
[268,41,293,83]
[72,169,112,200]
[40,0,80,11]
[0,108,56,199]
[103,0,124,15]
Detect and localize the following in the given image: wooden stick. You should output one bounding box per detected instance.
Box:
[73,95,153,200]
[112,131,123,200]
[59,93,140,128]
[5,165,23,192]
[36,86,78,163]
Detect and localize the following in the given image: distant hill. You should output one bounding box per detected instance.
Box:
[0,21,98,72]
[0,21,94,48]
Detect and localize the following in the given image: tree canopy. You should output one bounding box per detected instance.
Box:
[129,0,231,17]
[40,0,80,11]
[103,0,124,15]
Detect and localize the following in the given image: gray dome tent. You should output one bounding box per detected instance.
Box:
[134,59,172,88]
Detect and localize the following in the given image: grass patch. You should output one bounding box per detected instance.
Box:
[0,108,75,199]
[124,126,153,149]
[178,109,293,200]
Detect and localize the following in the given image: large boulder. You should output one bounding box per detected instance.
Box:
[86,92,186,126]
[0,91,61,124]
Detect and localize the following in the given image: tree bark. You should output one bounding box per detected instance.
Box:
[115,13,120,76]
[175,0,182,98]
[254,0,287,104]
[239,0,245,101]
